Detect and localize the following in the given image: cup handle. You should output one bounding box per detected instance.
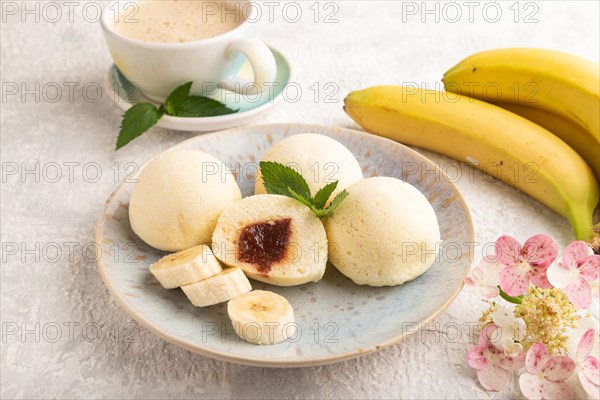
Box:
[223,38,277,94]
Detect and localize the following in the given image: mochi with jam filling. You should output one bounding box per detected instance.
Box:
[212,195,327,286]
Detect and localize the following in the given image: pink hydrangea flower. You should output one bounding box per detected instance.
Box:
[547,241,600,309]
[465,256,504,299]
[496,234,558,296]
[468,324,526,391]
[576,329,600,399]
[519,342,575,400]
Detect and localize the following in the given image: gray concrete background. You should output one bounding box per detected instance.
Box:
[1,1,598,398]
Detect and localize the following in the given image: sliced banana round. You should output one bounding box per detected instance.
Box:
[227,290,296,345]
[181,267,251,307]
[149,244,223,289]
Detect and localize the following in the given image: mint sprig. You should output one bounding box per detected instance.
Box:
[116,82,237,149]
[259,161,349,218]
[116,103,165,149]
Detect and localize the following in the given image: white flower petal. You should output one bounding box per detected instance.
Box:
[479,285,500,299]
[513,317,527,342]
[481,257,504,286]
[471,266,485,284]
[566,315,600,360]
[547,262,575,289]
[491,306,515,329]
[490,307,524,337]
[590,280,599,299]
[497,332,515,351]
[579,370,600,400]
[519,373,544,400]
[478,364,511,391]
[506,342,524,357]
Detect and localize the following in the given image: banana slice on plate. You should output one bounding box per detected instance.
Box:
[181,267,251,307]
[227,290,296,345]
[150,244,223,289]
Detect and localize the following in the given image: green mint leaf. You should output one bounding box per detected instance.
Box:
[260,161,312,200]
[115,81,238,150]
[172,96,237,117]
[163,81,237,117]
[312,181,338,209]
[164,81,193,115]
[315,189,349,218]
[259,161,349,219]
[116,103,164,150]
[288,187,315,209]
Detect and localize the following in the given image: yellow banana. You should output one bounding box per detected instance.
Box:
[344,86,599,240]
[495,103,600,180]
[442,48,600,142]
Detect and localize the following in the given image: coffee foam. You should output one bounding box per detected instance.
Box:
[113,1,245,43]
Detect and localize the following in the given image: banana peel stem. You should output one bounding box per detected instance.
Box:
[570,207,595,241]
[588,225,600,254]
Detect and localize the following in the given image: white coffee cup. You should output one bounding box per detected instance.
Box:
[100,1,276,102]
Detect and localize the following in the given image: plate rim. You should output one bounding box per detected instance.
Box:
[95,123,474,367]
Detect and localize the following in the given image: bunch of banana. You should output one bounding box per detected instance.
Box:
[494,103,599,181]
[442,48,600,180]
[344,86,598,240]
[150,244,296,345]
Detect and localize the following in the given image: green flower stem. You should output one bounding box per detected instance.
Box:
[498,286,523,304]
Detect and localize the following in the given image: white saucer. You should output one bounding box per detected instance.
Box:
[104,47,292,132]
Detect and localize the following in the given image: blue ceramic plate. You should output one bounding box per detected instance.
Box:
[96,123,474,367]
